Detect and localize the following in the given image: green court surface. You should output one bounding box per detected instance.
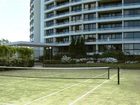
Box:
[0,69,139,105]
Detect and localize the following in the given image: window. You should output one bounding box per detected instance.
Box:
[124,20,140,27]
[84,24,96,31]
[124,0,140,4]
[71,15,81,22]
[124,44,140,55]
[46,38,53,43]
[84,3,96,10]
[124,32,140,39]
[72,5,82,12]
[85,34,96,42]
[84,13,96,20]
[71,25,82,32]
[124,9,140,16]
[99,33,122,40]
[45,21,54,27]
[45,29,54,36]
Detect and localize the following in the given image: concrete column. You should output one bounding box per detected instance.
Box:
[69,36,72,43]
[95,1,99,54]
[53,0,57,36]
[96,44,99,54]
[122,0,124,52]
[81,2,84,31]
[53,37,56,43]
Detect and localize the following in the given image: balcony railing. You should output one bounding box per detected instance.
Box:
[45,26,140,35]
[45,38,140,45]
[46,14,140,27]
[45,1,140,14]
[99,15,122,20]
[124,14,140,17]
[56,22,69,25]
[56,31,69,35]
[56,12,69,16]
[45,5,140,19]
[98,27,122,31]
[98,4,122,9]
[97,39,122,42]
[56,2,69,7]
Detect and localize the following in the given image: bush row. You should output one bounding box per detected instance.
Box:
[0,45,34,67]
[0,58,34,67]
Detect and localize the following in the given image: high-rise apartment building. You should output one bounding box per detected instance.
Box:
[30,0,140,56]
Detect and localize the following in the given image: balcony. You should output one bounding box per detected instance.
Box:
[97,39,123,44]
[83,38,139,45]
[98,27,122,31]
[44,0,82,12]
[56,22,69,25]
[123,38,140,44]
[45,38,140,47]
[56,2,69,7]
[45,26,140,38]
[45,1,140,14]
[46,42,70,46]
[56,12,70,16]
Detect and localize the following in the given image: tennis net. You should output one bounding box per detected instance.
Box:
[0,67,110,79]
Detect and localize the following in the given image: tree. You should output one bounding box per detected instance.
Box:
[69,38,76,57]
[0,39,9,45]
[17,47,33,60]
[77,37,86,58]
[101,51,125,62]
[0,45,34,66]
[69,37,86,58]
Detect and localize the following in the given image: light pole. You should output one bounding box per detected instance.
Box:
[49,47,52,62]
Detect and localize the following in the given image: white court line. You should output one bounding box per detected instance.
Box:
[24,72,107,105]
[69,74,116,105]
[24,80,89,105]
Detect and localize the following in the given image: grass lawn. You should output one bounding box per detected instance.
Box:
[0,69,139,105]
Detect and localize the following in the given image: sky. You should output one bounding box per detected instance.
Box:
[0,0,30,42]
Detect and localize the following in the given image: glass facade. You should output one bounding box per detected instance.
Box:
[124,44,140,55]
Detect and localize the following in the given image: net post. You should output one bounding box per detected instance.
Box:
[118,67,120,85]
[108,67,110,79]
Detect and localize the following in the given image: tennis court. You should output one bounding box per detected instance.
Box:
[0,67,139,105]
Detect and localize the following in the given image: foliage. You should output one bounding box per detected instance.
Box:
[74,58,88,63]
[0,45,34,67]
[69,38,76,58]
[43,60,61,65]
[69,37,86,58]
[0,39,9,45]
[125,55,140,62]
[0,45,16,59]
[93,54,100,62]
[17,47,33,59]
[101,51,125,62]
[53,54,62,60]
[61,55,72,64]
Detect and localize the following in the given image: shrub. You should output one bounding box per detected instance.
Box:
[61,55,72,64]
[101,51,125,62]
[0,45,34,67]
[53,54,62,60]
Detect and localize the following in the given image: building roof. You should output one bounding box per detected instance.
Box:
[7,41,48,47]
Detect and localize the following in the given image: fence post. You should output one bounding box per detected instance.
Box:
[108,67,110,79]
